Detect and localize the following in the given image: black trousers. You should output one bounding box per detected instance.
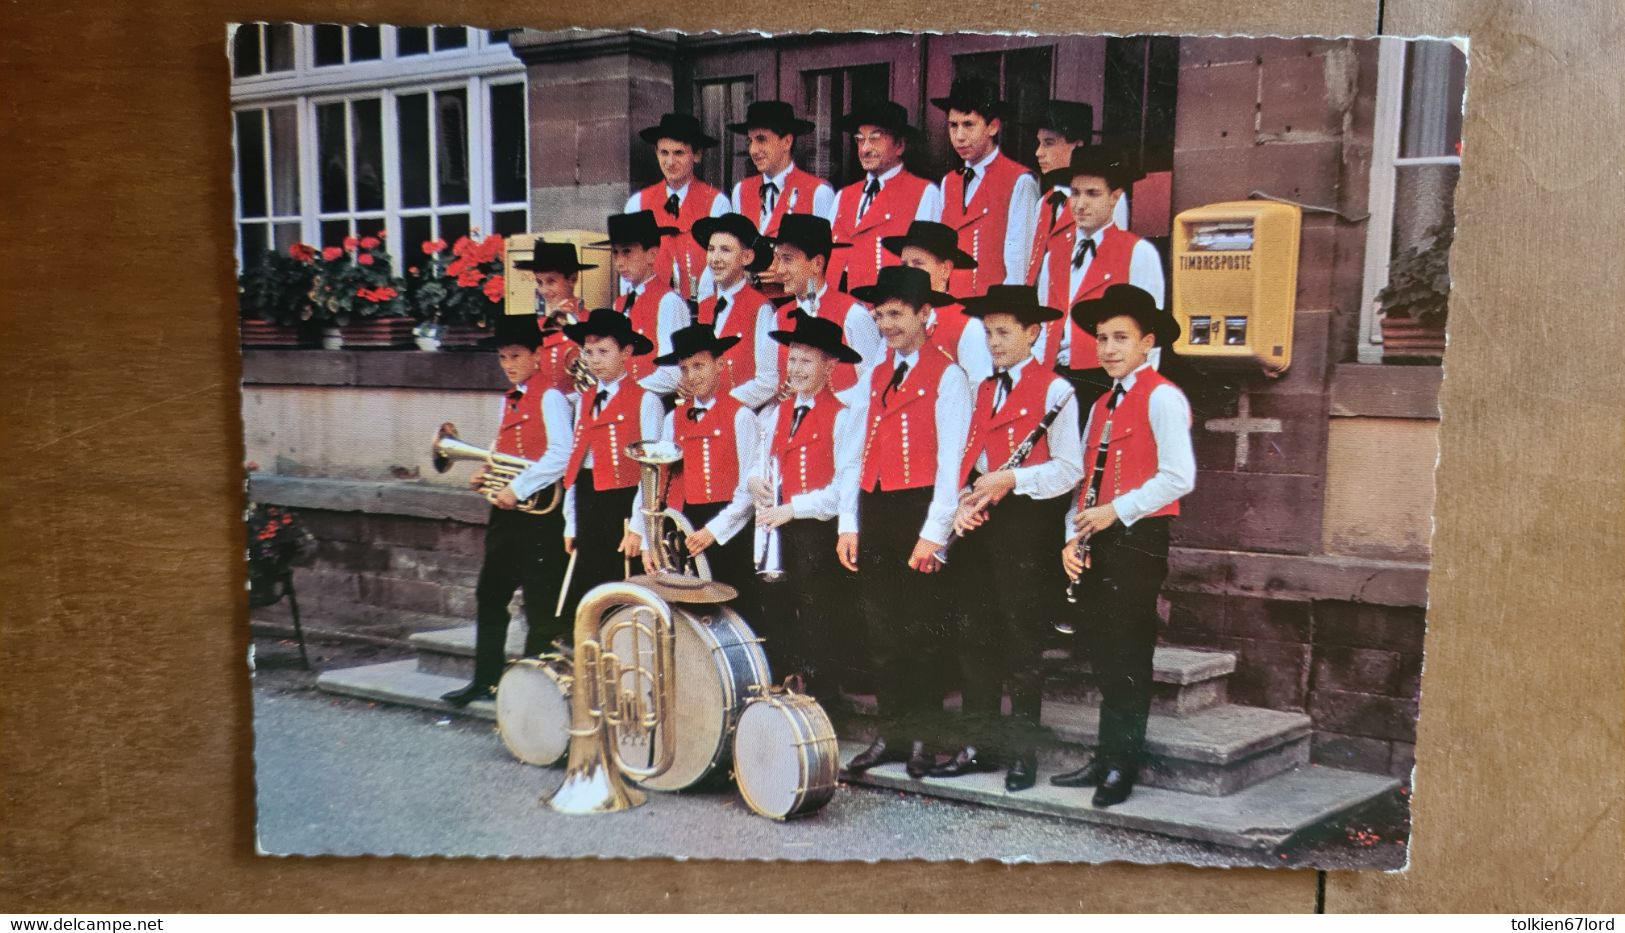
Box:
[952,488,1071,755]
[682,499,758,623]
[754,517,849,702]
[1070,515,1171,773]
[857,487,955,742]
[560,471,638,632]
[471,495,567,687]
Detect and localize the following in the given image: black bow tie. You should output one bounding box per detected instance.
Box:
[958,165,976,209]
[592,389,609,415]
[713,296,728,320]
[686,405,708,421]
[663,192,681,217]
[1072,238,1096,269]
[506,388,524,408]
[1047,189,1068,209]
[859,177,881,217]
[883,360,910,404]
[760,180,779,211]
[622,289,639,312]
[1107,384,1124,411]
[790,404,810,436]
[989,370,1013,412]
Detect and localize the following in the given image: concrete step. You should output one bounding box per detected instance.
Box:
[1042,645,1235,716]
[315,658,497,721]
[837,740,1400,851]
[409,623,543,679]
[1039,697,1311,796]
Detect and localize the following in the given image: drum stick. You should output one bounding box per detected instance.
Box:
[554,548,578,619]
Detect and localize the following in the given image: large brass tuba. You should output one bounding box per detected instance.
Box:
[431,422,562,515]
[627,439,712,581]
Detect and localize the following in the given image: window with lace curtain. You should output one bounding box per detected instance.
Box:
[694,78,756,196]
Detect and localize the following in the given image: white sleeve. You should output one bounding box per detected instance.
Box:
[508,389,575,500]
[955,317,993,384]
[1010,379,1084,501]
[730,180,744,214]
[1110,384,1195,526]
[919,364,972,546]
[842,304,884,396]
[1002,173,1040,286]
[564,483,577,539]
[1113,192,1130,231]
[730,301,780,410]
[834,401,865,534]
[624,192,641,214]
[818,188,841,225]
[636,293,691,395]
[706,407,759,545]
[916,182,942,222]
[811,183,836,221]
[1130,238,1166,309]
[710,191,730,217]
[1055,314,1071,369]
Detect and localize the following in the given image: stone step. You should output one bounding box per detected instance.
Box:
[410,623,542,678]
[836,740,1400,851]
[1042,645,1235,716]
[315,658,497,721]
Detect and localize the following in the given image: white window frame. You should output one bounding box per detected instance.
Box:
[231,103,304,261]
[1356,37,1466,363]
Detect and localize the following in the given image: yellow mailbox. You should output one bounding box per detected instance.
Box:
[503,230,615,316]
[1170,200,1301,373]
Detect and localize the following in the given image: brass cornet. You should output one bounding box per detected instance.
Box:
[431,422,562,515]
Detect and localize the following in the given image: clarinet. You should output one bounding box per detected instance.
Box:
[1065,420,1114,605]
[934,393,1074,564]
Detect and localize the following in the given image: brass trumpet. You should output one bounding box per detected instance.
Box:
[431,422,562,515]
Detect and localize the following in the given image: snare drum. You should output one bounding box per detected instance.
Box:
[732,691,839,820]
[495,655,573,767]
[608,603,771,791]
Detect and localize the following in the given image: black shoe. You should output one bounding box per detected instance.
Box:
[1004,753,1038,792]
[1049,758,1109,788]
[847,737,906,772]
[929,746,1001,778]
[440,682,495,708]
[905,741,935,779]
[1091,768,1136,808]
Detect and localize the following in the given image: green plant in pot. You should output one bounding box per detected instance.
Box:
[404,233,507,349]
[1376,221,1452,362]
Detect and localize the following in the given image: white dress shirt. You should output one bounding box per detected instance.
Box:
[615,273,693,396]
[1065,360,1195,535]
[1046,226,1165,368]
[753,392,865,533]
[932,148,1041,287]
[800,280,883,408]
[718,278,785,411]
[629,398,757,545]
[505,384,576,500]
[843,347,973,546]
[563,375,666,538]
[819,162,943,226]
[935,309,992,383]
[731,162,836,229]
[971,357,1084,501]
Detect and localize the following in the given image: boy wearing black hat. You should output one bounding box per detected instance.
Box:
[691,213,779,409]
[441,315,576,707]
[765,214,881,404]
[626,113,731,300]
[1041,146,1165,372]
[629,323,759,597]
[936,285,1084,788]
[932,77,1040,298]
[881,220,993,383]
[1051,283,1195,808]
[558,309,666,624]
[821,101,942,293]
[727,101,835,237]
[514,240,593,394]
[597,210,689,394]
[840,265,974,779]
[749,312,866,705]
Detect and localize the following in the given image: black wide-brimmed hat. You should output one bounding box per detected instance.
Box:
[763,213,848,260]
[879,220,977,268]
[479,313,545,350]
[850,265,956,311]
[1036,100,1099,142]
[958,284,1064,326]
[638,112,718,149]
[652,322,742,365]
[593,210,679,248]
[746,234,775,275]
[1044,144,1139,192]
[930,77,1005,120]
[512,240,597,274]
[562,307,656,355]
[1071,284,1179,346]
[768,310,863,364]
[839,100,917,139]
[727,100,815,137]
[692,213,759,251]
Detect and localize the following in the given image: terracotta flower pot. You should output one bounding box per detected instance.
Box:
[1380,315,1446,362]
[338,317,416,349]
[240,320,308,348]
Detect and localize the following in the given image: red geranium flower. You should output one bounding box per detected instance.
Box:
[483,275,506,302]
[374,285,397,301]
[376,229,388,239]
[408,266,419,275]
[357,252,374,266]
[359,235,380,249]
[451,235,473,257]
[343,235,359,251]
[356,286,374,300]
[288,243,317,262]
[322,246,343,261]
[446,256,470,277]
[456,269,484,288]
[422,238,447,255]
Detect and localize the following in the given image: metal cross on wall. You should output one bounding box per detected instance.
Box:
[1204,393,1283,469]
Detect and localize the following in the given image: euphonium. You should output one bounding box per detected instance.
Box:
[626,440,712,581]
[431,422,561,515]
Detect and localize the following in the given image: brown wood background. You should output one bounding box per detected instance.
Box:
[2,0,1621,914]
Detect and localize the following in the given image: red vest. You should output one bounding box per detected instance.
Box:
[826,171,931,292]
[939,152,1028,297]
[736,166,825,237]
[927,304,970,363]
[671,394,744,507]
[697,284,768,395]
[638,180,722,299]
[618,277,672,383]
[770,390,843,498]
[775,289,866,394]
[1027,195,1076,369]
[1080,368,1186,519]
[564,381,646,491]
[493,379,551,461]
[957,366,1058,486]
[859,345,956,492]
[1065,225,1144,370]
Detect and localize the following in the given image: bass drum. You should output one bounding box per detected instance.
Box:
[495,656,573,767]
[732,690,839,820]
[607,602,770,791]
